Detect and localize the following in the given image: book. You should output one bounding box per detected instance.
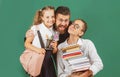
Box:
[65,47,80,52]
[63,50,82,55]
[62,44,83,60]
[72,67,89,72]
[69,56,91,72]
[63,51,83,59]
[71,62,91,68]
[71,64,91,72]
[63,54,83,60]
[62,44,91,72]
[68,56,88,64]
[62,44,80,52]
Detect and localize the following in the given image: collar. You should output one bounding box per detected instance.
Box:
[65,38,83,46]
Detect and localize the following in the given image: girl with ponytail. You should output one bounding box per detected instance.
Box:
[24,6,57,77]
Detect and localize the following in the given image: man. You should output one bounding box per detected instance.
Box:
[53,6,71,44]
[52,6,71,72]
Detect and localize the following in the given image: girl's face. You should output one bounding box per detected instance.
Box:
[68,20,84,37]
[42,9,55,28]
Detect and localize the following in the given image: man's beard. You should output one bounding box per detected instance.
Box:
[57,24,67,34]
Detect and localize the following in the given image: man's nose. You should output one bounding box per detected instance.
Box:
[61,21,66,25]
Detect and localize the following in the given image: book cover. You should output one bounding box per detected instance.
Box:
[62,44,80,52]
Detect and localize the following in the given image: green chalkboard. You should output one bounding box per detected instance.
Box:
[0,0,120,77]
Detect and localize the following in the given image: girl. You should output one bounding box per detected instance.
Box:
[57,19,103,77]
[25,6,57,77]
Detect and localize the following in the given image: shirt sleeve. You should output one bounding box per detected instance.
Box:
[87,40,103,75]
[25,26,37,38]
[57,50,71,77]
[57,44,70,77]
[25,29,34,38]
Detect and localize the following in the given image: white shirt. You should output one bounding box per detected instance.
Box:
[31,23,54,48]
[57,38,103,77]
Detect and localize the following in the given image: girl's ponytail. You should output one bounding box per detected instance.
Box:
[33,10,42,25]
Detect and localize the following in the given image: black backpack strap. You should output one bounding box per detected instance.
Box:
[37,27,57,77]
[37,30,45,48]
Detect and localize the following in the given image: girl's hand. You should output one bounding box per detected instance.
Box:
[79,70,93,77]
[50,41,58,53]
[37,48,46,54]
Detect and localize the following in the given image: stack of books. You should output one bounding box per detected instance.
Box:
[62,44,91,72]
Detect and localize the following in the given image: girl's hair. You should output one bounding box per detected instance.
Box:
[74,19,87,33]
[73,19,87,38]
[33,6,55,25]
[79,19,87,34]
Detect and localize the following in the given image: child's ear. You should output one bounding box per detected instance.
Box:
[79,32,84,37]
[41,16,43,21]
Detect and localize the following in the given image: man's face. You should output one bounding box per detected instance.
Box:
[55,14,70,34]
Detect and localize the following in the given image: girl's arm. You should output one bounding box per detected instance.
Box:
[25,30,46,54]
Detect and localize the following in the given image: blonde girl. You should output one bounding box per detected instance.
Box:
[25,6,57,77]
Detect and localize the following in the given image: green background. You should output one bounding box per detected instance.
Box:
[0,0,120,77]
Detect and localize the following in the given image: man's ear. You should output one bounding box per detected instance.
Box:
[79,31,84,37]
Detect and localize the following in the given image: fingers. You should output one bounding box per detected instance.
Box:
[40,48,46,54]
[50,41,58,48]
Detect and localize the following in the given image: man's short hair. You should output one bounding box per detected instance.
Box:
[55,6,70,16]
